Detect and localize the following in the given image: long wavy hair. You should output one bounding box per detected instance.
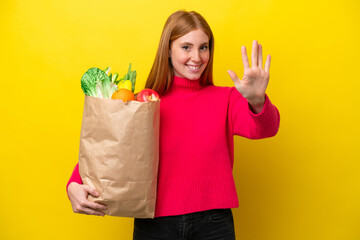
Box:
[145,10,215,96]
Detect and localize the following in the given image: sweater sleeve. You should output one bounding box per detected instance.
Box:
[66,163,83,199]
[228,87,280,139]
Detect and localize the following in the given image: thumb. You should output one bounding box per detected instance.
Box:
[227,70,241,89]
[84,185,100,197]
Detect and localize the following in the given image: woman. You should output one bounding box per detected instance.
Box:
[67,10,280,240]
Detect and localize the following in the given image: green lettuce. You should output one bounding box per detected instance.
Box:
[81,67,118,98]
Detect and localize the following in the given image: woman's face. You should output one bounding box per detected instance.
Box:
[169,29,210,80]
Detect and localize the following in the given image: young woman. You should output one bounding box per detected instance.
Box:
[67,10,280,240]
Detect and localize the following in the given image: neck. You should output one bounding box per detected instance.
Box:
[167,75,203,94]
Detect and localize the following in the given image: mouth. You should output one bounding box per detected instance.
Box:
[186,64,202,72]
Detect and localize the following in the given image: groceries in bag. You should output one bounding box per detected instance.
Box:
[78,63,160,218]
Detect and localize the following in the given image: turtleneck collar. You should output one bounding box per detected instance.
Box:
[168,75,204,93]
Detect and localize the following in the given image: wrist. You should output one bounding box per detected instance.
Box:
[67,182,79,191]
[247,95,265,114]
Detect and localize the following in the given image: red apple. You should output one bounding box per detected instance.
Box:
[136,89,160,102]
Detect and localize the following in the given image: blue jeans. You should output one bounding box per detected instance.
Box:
[133,208,235,240]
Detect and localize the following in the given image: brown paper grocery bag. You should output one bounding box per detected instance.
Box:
[78,95,160,218]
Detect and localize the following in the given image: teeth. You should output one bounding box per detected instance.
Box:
[187,65,200,70]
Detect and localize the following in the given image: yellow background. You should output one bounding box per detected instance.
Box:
[1,0,359,239]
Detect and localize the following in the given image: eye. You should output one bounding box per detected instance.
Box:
[182,46,190,50]
[200,45,209,51]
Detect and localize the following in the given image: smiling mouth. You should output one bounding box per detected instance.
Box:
[186,64,202,71]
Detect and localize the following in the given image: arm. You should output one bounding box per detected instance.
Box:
[227,40,279,138]
[66,163,83,198]
[228,88,280,139]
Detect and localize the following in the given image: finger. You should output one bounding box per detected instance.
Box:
[251,40,258,67]
[227,70,241,89]
[264,54,271,72]
[84,185,100,197]
[258,44,263,68]
[86,201,107,211]
[241,46,250,69]
[79,207,105,216]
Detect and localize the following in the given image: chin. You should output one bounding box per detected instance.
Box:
[186,75,202,80]
[181,71,204,80]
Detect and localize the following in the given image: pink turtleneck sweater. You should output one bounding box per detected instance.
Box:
[67,75,280,217]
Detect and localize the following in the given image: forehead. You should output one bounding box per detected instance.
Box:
[175,29,209,44]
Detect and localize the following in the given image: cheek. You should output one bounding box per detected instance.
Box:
[202,52,210,64]
[171,50,187,65]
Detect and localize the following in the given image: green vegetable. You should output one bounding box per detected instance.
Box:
[111,73,119,83]
[81,67,118,99]
[116,63,137,93]
[104,67,111,75]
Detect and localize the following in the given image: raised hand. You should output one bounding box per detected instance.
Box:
[228,40,271,113]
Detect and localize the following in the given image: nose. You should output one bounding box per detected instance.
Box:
[191,50,201,63]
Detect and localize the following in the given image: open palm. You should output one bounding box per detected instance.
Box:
[228,40,271,108]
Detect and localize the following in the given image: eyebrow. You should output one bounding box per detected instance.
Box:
[180,42,209,45]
